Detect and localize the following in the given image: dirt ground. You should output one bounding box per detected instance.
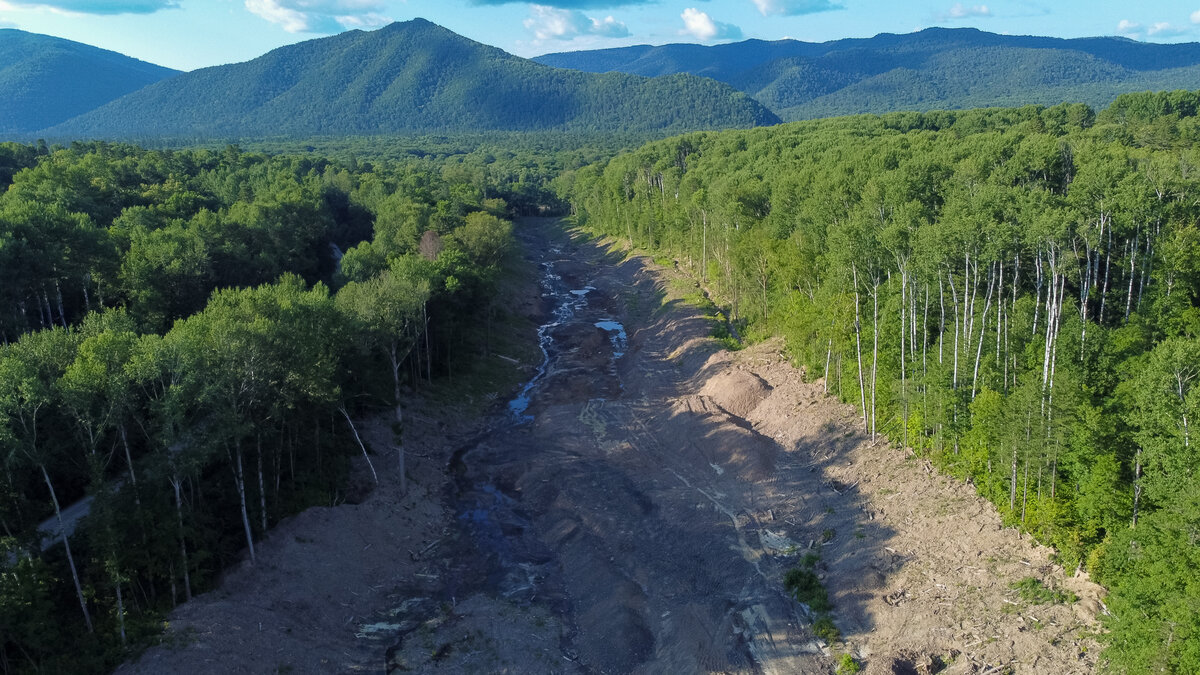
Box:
[118,219,1102,674]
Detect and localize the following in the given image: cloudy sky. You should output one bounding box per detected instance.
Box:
[1,0,1199,71]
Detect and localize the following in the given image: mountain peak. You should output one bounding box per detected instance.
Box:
[379,17,437,32]
[43,20,777,138]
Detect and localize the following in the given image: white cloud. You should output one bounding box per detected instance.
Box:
[589,15,628,38]
[523,4,629,41]
[244,0,389,34]
[933,3,991,21]
[1116,19,1141,36]
[948,3,990,18]
[0,0,177,14]
[680,7,741,41]
[1147,21,1189,37]
[1192,10,1200,24]
[750,0,841,17]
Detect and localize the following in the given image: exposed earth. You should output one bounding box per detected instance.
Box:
[118,218,1104,674]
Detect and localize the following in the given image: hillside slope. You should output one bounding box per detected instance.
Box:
[47,19,778,139]
[0,29,179,135]
[536,27,1200,120]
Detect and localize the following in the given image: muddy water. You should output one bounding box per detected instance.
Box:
[507,262,620,421]
[375,222,818,674]
[460,255,624,594]
[368,240,626,670]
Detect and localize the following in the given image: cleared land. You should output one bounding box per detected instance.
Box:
[119,219,1101,674]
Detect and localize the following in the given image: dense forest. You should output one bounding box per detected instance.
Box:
[560,91,1200,673]
[0,139,534,672]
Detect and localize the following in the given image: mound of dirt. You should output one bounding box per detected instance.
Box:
[699,368,772,418]
[669,395,778,481]
[865,650,946,675]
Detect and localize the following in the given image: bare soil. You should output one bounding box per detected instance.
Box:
[118,219,1102,674]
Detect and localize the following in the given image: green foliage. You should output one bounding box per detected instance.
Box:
[813,616,841,644]
[783,566,831,613]
[1010,577,1077,605]
[836,653,861,674]
[783,551,840,644]
[710,320,742,351]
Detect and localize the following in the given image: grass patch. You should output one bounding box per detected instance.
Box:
[663,276,743,350]
[813,615,841,643]
[783,551,843,644]
[711,320,743,351]
[783,567,832,613]
[1010,577,1077,605]
[836,653,861,674]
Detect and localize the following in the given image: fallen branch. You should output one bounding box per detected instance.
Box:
[338,406,378,485]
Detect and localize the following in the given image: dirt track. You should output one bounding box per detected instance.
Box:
[119,219,1102,674]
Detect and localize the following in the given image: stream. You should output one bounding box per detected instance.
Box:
[364,245,626,669]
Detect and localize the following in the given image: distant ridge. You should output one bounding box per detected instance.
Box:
[535,27,1200,120]
[45,19,778,139]
[0,29,179,135]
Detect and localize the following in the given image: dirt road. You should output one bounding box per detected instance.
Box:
[120,218,1101,674]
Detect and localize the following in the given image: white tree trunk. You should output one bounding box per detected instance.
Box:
[171,476,192,602]
[257,434,267,534]
[338,406,379,485]
[42,464,93,632]
[852,265,868,431]
[231,441,256,564]
[971,262,996,399]
[871,280,879,441]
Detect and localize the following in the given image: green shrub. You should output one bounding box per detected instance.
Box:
[836,653,861,674]
[1010,577,1076,605]
[783,567,831,613]
[813,616,841,643]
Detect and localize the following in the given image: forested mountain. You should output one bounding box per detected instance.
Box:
[0,30,178,135]
[559,92,1200,673]
[43,19,777,140]
[535,28,1200,121]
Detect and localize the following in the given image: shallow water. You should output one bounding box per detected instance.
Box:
[507,265,599,421]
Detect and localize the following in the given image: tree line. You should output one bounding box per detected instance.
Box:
[0,141,517,672]
[559,92,1200,673]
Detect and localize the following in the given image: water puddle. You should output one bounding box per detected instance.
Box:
[594,320,627,359]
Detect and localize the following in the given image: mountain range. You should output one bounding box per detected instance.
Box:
[8,21,1200,140]
[535,28,1200,121]
[0,29,178,135]
[34,19,776,139]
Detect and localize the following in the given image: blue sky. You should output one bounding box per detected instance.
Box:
[1,0,1199,71]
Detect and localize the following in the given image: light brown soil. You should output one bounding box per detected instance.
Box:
[118,219,1102,674]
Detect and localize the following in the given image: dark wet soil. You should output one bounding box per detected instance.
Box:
[380,219,818,674]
